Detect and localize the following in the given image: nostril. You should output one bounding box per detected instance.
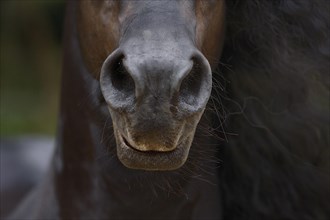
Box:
[178,54,212,110]
[179,61,202,102]
[100,49,136,110]
[109,56,135,95]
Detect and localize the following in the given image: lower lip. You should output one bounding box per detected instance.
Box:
[114,129,191,170]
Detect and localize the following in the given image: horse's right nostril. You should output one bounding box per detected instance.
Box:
[109,57,135,95]
[100,50,136,110]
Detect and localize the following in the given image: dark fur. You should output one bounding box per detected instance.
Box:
[213,0,330,219]
[5,1,329,219]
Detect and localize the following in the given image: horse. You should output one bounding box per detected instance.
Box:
[8,0,330,220]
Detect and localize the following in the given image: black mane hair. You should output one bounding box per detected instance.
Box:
[214,0,329,219]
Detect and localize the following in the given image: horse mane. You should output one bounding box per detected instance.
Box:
[213,0,330,219]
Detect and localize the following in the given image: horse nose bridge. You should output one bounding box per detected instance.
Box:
[125,52,194,98]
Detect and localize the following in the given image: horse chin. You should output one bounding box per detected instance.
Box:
[113,128,192,171]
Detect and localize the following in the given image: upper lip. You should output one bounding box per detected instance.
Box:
[119,132,180,154]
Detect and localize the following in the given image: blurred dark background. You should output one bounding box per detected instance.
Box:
[1,1,65,217]
[1,0,65,136]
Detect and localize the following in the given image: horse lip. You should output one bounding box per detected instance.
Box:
[119,132,177,154]
[115,128,191,170]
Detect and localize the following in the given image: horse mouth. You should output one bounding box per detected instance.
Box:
[121,135,174,154]
[115,129,190,171]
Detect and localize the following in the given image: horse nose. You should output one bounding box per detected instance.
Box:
[100,49,212,113]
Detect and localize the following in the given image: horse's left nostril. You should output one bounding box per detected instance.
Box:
[175,52,212,113]
[180,61,203,101]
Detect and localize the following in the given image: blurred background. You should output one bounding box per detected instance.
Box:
[1,0,64,136]
[0,1,65,217]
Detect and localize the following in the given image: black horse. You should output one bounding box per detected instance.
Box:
[8,0,330,220]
